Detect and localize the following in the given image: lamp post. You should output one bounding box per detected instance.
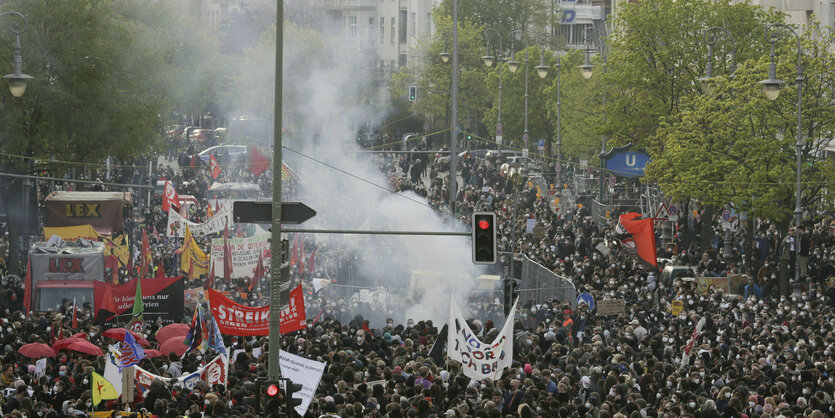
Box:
[698,27,737,260]
[509,30,530,154]
[437,2,460,217]
[0,11,32,97]
[698,27,736,96]
[483,28,504,151]
[759,23,803,291]
[579,26,607,205]
[531,33,561,187]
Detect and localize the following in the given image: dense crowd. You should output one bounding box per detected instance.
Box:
[0,135,832,418]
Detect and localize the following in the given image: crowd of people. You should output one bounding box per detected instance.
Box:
[0,134,832,418]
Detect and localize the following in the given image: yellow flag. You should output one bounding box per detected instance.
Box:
[91,371,118,406]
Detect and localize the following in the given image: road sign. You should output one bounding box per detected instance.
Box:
[668,204,679,216]
[522,133,529,142]
[536,139,545,147]
[577,293,595,310]
[555,163,561,173]
[721,209,732,223]
[456,125,461,134]
[496,122,502,131]
[233,201,317,224]
[496,135,502,145]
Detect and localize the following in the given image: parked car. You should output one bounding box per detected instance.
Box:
[198,144,249,164]
[485,149,522,162]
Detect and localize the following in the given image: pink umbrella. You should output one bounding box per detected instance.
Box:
[18,343,56,358]
[144,349,164,358]
[63,340,103,356]
[102,328,150,347]
[53,337,87,351]
[158,337,188,357]
[155,323,190,344]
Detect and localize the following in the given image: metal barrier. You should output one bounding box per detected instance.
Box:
[516,253,577,308]
[591,199,609,228]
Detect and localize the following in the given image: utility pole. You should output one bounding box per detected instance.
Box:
[268,0,285,381]
[449,0,459,217]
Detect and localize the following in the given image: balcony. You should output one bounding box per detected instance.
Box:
[324,0,376,11]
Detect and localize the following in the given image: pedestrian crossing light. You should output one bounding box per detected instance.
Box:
[472,212,497,264]
[264,381,284,418]
[409,85,417,101]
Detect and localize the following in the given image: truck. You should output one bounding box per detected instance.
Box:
[43,191,132,235]
[25,241,105,312]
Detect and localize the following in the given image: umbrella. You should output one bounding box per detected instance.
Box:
[53,337,87,350]
[63,340,103,356]
[158,337,188,357]
[18,343,56,358]
[102,328,150,347]
[155,323,190,344]
[71,332,88,339]
[144,349,163,358]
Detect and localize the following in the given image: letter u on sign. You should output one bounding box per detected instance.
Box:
[625,153,636,167]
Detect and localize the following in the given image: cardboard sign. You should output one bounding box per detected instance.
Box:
[671,300,683,316]
[596,298,625,316]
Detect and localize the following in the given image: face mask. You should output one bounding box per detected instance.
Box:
[657,393,662,399]
[86,402,92,408]
[689,402,696,408]
[749,401,756,407]
[803,389,809,395]
[204,400,210,406]
[83,379,88,385]
[67,408,74,414]
[58,371,66,376]
[693,378,700,384]
[725,392,731,399]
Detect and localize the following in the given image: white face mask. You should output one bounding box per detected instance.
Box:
[689,402,696,408]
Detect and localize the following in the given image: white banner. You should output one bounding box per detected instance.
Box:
[167,206,235,238]
[447,295,517,381]
[210,233,271,279]
[279,350,327,416]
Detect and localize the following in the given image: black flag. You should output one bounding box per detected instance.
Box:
[428,323,448,365]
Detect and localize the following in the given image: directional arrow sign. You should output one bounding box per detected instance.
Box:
[233,201,317,224]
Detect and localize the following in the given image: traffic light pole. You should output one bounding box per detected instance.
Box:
[269,0,285,381]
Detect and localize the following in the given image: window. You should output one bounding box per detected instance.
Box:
[398,53,407,67]
[380,17,385,41]
[369,17,374,42]
[349,16,358,40]
[426,13,431,33]
[391,17,395,42]
[410,12,416,37]
[398,10,407,43]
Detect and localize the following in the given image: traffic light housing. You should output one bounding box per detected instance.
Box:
[286,380,304,410]
[472,212,497,264]
[408,85,417,101]
[263,380,284,418]
[241,380,261,415]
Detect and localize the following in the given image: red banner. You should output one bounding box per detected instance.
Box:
[207,285,306,336]
[93,276,184,326]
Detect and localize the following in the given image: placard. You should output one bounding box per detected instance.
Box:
[596,298,625,315]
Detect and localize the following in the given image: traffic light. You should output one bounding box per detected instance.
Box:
[286,380,304,411]
[472,212,497,264]
[241,380,261,415]
[263,380,284,418]
[408,85,417,101]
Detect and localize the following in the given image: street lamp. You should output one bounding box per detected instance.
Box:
[0,11,32,97]
[509,30,530,148]
[580,26,607,204]
[759,23,804,289]
[483,28,505,150]
[698,27,736,96]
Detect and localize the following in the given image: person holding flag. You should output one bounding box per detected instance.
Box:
[127,278,144,333]
[161,180,180,213]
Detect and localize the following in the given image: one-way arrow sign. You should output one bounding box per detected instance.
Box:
[233,201,317,224]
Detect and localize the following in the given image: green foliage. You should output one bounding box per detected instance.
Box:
[438,0,553,37]
[0,0,228,171]
[647,28,835,222]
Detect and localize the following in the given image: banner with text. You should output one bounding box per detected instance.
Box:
[447,295,516,381]
[279,350,326,416]
[207,285,305,336]
[210,233,271,279]
[94,276,184,327]
[167,206,234,238]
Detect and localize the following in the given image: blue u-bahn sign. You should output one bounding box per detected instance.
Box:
[601,143,651,178]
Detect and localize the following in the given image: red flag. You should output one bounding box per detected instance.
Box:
[615,212,658,268]
[207,202,214,218]
[251,253,265,293]
[71,297,78,329]
[289,234,299,267]
[205,262,215,290]
[306,247,317,274]
[162,180,180,212]
[140,230,152,278]
[223,220,232,282]
[209,154,221,180]
[188,259,195,280]
[156,259,165,279]
[190,155,196,167]
[247,146,270,176]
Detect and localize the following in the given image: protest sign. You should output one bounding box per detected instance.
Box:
[207,285,305,336]
[596,299,626,316]
[167,206,234,238]
[447,295,516,381]
[210,233,271,279]
[279,350,327,416]
[94,276,184,327]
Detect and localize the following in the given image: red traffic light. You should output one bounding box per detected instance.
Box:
[266,384,279,397]
[478,220,490,230]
